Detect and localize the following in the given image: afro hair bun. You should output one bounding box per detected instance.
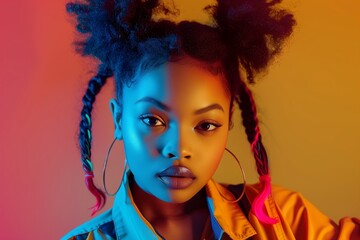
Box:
[66,0,295,82]
[213,0,295,82]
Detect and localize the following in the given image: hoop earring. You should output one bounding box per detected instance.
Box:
[215,148,247,203]
[102,138,125,196]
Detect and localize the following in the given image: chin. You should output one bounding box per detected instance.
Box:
[165,187,203,204]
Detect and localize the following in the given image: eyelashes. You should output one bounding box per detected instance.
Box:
[139,114,222,132]
[195,121,222,132]
[139,115,165,127]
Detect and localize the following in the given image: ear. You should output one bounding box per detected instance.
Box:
[229,104,235,130]
[110,99,123,140]
[230,104,235,117]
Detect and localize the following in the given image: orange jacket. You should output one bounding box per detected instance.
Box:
[211,181,359,239]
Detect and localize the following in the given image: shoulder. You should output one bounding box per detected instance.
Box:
[245,183,318,217]
[246,183,345,239]
[244,182,304,205]
[218,182,308,211]
[61,209,116,240]
[223,183,307,215]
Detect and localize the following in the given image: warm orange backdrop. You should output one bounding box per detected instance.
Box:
[0,1,359,239]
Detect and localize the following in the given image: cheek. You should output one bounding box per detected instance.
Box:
[206,144,226,172]
[123,130,158,159]
[195,131,229,177]
[122,118,161,167]
[122,119,146,161]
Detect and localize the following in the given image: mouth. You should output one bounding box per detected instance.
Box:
[157,166,195,189]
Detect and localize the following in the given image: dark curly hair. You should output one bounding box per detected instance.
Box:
[66,0,295,224]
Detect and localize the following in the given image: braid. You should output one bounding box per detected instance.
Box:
[79,64,112,216]
[236,80,278,224]
[237,81,269,176]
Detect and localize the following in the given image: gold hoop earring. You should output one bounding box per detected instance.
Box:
[102,138,125,196]
[215,148,247,203]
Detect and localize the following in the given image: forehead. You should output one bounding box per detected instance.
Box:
[122,59,230,109]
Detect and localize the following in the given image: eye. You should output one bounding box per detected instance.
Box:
[196,121,221,132]
[140,115,165,127]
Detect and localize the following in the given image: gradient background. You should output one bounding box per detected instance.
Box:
[0,0,359,239]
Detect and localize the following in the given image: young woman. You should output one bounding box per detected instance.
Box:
[63,0,359,239]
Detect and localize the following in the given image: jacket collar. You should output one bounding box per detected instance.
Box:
[112,170,256,240]
[206,179,256,239]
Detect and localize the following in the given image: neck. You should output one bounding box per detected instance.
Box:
[129,176,208,222]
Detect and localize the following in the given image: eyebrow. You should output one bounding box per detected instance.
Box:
[194,104,224,115]
[135,97,171,111]
[135,97,224,114]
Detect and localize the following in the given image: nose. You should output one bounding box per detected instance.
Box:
[162,145,191,160]
[161,125,191,160]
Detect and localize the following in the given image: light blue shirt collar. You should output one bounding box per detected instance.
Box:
[112,170,225,240]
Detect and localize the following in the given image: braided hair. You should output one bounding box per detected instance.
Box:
[67,0,295,223]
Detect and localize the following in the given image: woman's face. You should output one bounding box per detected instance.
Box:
[111,57,231,203]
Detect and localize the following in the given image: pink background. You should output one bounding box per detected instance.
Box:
[1,1,359,239]
[0,1,117,238]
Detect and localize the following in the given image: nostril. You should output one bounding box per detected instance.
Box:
[167,153,176,158]
[164,152,190,159]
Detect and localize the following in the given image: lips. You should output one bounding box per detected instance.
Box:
[157,166,195,189]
